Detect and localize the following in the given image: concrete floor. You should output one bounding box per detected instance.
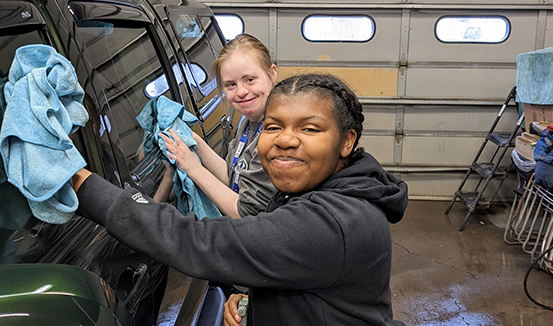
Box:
[391,200,553,326]
[157,200,553,326]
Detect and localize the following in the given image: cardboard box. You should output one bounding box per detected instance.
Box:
[523,103,553,124]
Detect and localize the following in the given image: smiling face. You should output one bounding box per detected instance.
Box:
[220,50,277,123]
[258,93,356,195]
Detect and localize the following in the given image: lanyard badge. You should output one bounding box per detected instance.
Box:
[229,119,264,193]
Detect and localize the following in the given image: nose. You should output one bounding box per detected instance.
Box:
[274,128,300,149]
[236,83,249,98]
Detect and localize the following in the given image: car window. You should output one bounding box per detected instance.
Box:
[171,14,218,102]
[0,30,45,77]
[76,21,174,196]
[0,23,119,270]
[0,24,98,269]
[0,28,46,265]
[200,16,224,66]
[168,12,231,154]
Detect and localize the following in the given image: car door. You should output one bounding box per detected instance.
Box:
[0,1,134,325]
[0,1,198,325]
[68,1,187,194]
[67,1,227,325]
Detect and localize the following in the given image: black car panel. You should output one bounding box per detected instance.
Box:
[69,1,150,25]
[0,1,45,32]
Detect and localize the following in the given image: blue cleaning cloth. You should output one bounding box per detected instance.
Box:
[136,96,221,219]
[516,47,553,105]
[0,44,89,224]
[0,75,32,230]
[0,75,8,186]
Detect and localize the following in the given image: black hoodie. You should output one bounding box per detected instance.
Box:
[76,152,408,326]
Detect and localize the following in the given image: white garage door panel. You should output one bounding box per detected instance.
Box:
[402,136,514,165]
[542,13,553,48]
[405,68,516,99]
[363,106,397,131]
[276,9,402,62]
[206,0,544,4]
[359,136,395,164]
[403,137,482,165]
[404,106,519,133]
[403,173,516,200]
[408,10,537,63]
[402,173,468,198]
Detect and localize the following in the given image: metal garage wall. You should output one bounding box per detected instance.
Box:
[203,0,553,200]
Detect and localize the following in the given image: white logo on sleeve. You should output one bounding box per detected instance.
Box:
[131,192,148,204]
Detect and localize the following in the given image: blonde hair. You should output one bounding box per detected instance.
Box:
[214,34,274,91]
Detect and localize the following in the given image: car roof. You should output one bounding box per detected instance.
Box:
[66,0,212,13]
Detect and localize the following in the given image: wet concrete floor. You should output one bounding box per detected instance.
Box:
[391,200,553,326]
[157,200,553,325]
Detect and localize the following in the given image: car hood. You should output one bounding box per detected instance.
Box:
[0,264,124,326]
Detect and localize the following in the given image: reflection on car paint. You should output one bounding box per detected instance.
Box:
[145,62,209,98]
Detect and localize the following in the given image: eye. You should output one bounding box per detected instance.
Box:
[246,77,255,83]
[302,126,321,133]
[223,82,236,90]
[264,124,281,131]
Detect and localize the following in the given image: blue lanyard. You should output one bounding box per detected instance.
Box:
[229,119,264,193]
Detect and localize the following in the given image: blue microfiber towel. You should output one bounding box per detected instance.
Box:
[0,75,7,186]
[0,44,89,224]
[0,75,32,230]
[516,46,553,105]
[136,96,221,219]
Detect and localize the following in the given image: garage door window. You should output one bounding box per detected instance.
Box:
[215,14,243,41]
[302,15,375,42]
[435,16,510,43]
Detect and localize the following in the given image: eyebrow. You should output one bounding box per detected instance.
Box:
[222,73,259,84]
[265,114,327,123]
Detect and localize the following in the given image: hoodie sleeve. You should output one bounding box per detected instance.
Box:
[76,174,344,289]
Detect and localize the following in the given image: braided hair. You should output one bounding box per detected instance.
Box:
[267,73,365,160]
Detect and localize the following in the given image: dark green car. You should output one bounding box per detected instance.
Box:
[0,0,237,324]
[0,264,125,325]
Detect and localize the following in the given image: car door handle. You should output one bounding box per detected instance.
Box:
[121,263,149,316]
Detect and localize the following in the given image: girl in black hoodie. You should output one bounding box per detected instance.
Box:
[72,73,408,326]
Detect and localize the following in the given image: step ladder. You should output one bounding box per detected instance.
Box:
[445,85,525,231]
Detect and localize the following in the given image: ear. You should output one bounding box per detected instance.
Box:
[340,129,357,158]
[270,64,278,84]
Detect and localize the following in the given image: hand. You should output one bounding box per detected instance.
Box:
[161,129,201,177]
[223,294,248,326]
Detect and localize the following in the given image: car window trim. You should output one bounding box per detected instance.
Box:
[166,12,219,101]
[162,9,204,113]
[69,1,150,25]
[74,8,181,106]
[0,1,46,32]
